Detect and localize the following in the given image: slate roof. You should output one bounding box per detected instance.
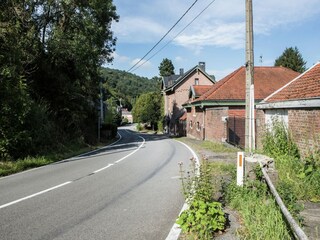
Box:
[193,66,300,103]
[263,62,320,103]
[162,65,215,92]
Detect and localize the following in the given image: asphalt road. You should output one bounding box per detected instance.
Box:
[0,126,193,240]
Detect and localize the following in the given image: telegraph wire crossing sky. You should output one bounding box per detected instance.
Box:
[127,0,199,72]
[129,0,217,73]
[109,0,320,80]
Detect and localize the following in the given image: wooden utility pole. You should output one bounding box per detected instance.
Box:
[245,0,255,152]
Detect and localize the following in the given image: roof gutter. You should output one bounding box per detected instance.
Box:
[257,98,320,109]
[183,99,262,108]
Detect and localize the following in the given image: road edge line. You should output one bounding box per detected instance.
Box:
[165,140,200,240]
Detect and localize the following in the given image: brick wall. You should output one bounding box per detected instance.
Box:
[186,107,205,140]
[205,107,228,142]
[288,109,320,156]
[164,70,214,116]
[228,107,245,117]
[255,108,320,157]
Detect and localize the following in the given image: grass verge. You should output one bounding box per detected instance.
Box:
[0,139,116,177]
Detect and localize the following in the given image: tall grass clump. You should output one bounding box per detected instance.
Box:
[224,177,292,240]
[263,121,320,202]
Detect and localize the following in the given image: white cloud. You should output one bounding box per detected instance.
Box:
[175,56,184,63]
[112,16,166,43]
[112,52,130,63]
[174,21,245,50]
[131,58,152,69]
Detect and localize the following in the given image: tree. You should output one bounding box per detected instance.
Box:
[132,92,162,129]
[274,47,307,73]
[0,0,119,159]
[159,58,175,77]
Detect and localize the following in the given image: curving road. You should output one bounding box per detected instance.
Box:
[0,126,193,240]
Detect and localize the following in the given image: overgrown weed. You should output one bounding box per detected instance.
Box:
[263,121,320,202]
[224,178,292,240]
[177,158,226,239]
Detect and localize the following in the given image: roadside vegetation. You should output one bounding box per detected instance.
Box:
[224,170,293,239]
[263,122,320,219]
[177,138,293,239]
[0,142,113,177]
[177,158,226,239]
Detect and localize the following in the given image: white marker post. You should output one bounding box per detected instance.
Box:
[237,152,245,186]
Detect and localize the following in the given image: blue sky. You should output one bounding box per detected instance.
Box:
[106,0,320,81]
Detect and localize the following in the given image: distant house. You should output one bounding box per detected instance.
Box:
[162,62,215,135]
[183,66,300,147]
[256,62,320,156]
[121,108,133,123]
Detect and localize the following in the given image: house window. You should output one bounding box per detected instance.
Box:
[196,122,200,131]
[195,78,199,85]
[189,120,193,129]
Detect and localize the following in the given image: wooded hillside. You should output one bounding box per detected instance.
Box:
[100,68,161,110]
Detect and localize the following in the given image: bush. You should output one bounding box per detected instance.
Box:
[136,123,143,131]
[177,159,226,239]
[177,200,225,239]
[263,121,320,206]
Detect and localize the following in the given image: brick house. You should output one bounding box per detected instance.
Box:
[256,62,320,156]
[183,66,299,147]
[162,62,215,135]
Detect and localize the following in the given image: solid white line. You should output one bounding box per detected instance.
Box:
[0,181,72,210]
[115,136,145,164]
[165,140,200,240]
[92,135,145,173]
[93,163,113,173]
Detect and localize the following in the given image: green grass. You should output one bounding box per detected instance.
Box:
[0,156,53,176]
[200,140,238,153]
[178,138,238,154]
[263,122,320,202]
[0,140,115,177]
[225,180,293,240]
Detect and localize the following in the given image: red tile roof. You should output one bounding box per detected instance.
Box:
[265,62,320,102]
[194,66,299,102]
[193,85,212,97]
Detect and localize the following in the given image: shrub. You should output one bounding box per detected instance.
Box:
[177,200,225,239]
[177,159,226,239]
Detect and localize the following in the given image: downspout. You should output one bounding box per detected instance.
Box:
[202,104,205,140]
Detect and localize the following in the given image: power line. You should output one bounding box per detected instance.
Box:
[127,0,198,73]
[131,0,216,73]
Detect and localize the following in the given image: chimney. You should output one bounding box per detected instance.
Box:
[179,68,184,76]
[198,62,205,71]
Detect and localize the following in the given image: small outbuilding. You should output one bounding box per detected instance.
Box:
[256,62,320,156]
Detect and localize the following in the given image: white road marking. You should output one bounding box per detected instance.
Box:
[93,163,114,173]
[0,132,145,210]
[0,181,72,210]
[165,140,200,240]
[115,136,145,164]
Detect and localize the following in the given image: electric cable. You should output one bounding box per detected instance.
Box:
[130,0,216,73]
[127,0,198,73]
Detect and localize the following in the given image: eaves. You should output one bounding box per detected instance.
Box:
[257,98,320,109]
[183,99,263,108]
